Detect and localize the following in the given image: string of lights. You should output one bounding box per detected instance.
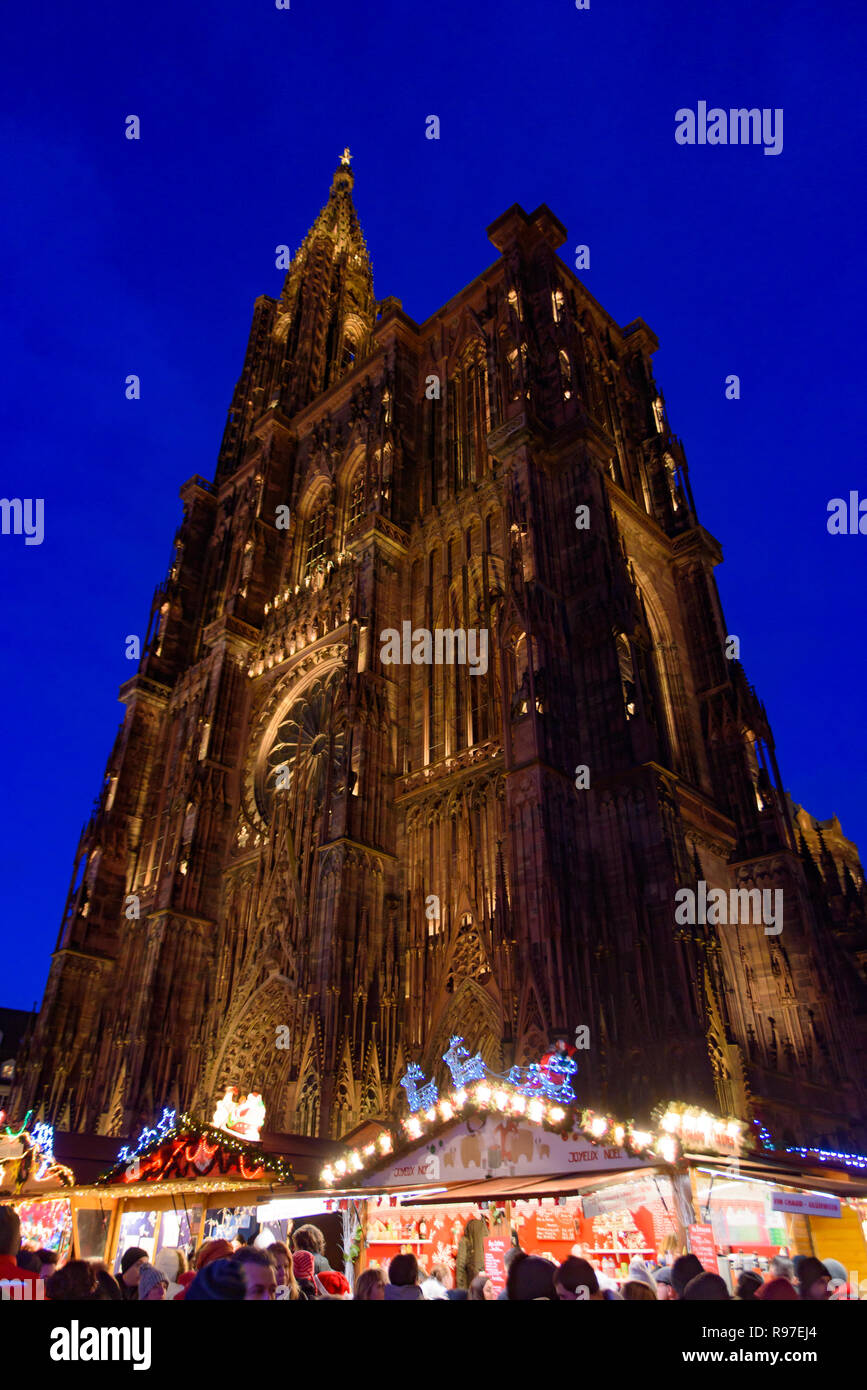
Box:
[319,1089,745,1187]
[97,1111,296,1187]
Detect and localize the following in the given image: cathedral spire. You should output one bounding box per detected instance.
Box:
[273,150,375,409]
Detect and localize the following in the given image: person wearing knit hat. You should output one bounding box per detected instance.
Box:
[317,1270,351,1298]
[797,1257,831,1300]
[671,1253,704,1298]
[506,1252,557,1301]
[627,1257,658,1296]
[735,1270,764,1300]
[170,1239,233,1300]
[756,1277,799,1301]
[118,1247,148,1301]
[622,1280,657,1300]
[682,1272,730,1301]
[185,1258,246,1301]
[554,1256,597,1300]
[138,1264,169,1301]
[196,1239,234,1271]
[654,1266,676,1301]
[292,1249,318,1299]
[153,1246,186,1299]
[822,1257,851,1299]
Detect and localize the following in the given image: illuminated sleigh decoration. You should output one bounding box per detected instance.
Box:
[0,1118,74,1195]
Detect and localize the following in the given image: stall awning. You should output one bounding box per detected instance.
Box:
[409,1166,665,1204]
[686,1152,867,1199]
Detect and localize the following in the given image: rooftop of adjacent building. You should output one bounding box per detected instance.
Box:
[0,1005,36,1064]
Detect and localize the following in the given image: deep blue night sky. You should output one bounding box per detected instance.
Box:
[1,1,865,1009]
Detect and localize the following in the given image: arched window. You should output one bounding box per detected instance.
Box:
[559,350,572,399]
[449,353,489,492]
[305,496,329,576]
[347,469,365,529]
[506,348,520,402]
[296,1071,320,1136]
[616,633,637,718]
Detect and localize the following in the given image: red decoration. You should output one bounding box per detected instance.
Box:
[109,1134,265,1185]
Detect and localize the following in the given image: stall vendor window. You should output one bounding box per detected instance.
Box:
[17,1197,73,1263]
[113,1210,158,1273]
[203,1205,258,1244]
[75,1206,111,1262]
[157,1206,202,1258]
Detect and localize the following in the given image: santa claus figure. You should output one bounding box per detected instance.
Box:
[539,1039,578,1100]
[232,1092,266,1141]
[212,1087,240,1134]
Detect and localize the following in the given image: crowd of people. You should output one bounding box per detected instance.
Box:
[0,1204,853,1301]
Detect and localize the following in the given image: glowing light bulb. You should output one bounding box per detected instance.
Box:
[550,1107,565,1123]
[528,1100,544,1123]
[493,1090,508,1110]
[511,1095,527,1114]
[590,1117,607,1139]
[658,1136,678,1164]
[439,1101,454,1121]
[454,1089,468,1107]
[477,1084,492,1104]
[613,1125,625,1145]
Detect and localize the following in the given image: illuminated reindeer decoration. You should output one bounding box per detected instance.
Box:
[442,1035,487,1087]
[400,1062,438,1113]
[397,1035,578,1115]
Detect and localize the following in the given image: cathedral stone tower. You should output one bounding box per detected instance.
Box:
[15,159,867,1148]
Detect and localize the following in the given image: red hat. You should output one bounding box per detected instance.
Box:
[756,1277,799,1301]
[317,1271,350,1297]
[293,1250,315,1280]
[196,1239,234,1271]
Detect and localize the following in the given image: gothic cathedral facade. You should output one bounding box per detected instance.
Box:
[15,158,867,1148]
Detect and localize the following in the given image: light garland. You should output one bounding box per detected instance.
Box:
[754,1120,775,1150]
[653,1103,745,1154]
[756,1116,866,1170]
[785,1145,867,1171]
[97,1111,296,1187]
[400,1036,580,1114]
[117,1107,177,1164]
[319,1086,747,1187]
[0,1114,74,1192]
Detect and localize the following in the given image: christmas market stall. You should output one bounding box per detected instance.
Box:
[314,1038,867,1294]
[58,1104,301,1273]
[0,1112,76,1262]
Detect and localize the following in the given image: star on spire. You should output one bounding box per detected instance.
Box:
[339,147,352,167]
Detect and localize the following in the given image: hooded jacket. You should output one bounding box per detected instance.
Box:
[456,1217,487,1289]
